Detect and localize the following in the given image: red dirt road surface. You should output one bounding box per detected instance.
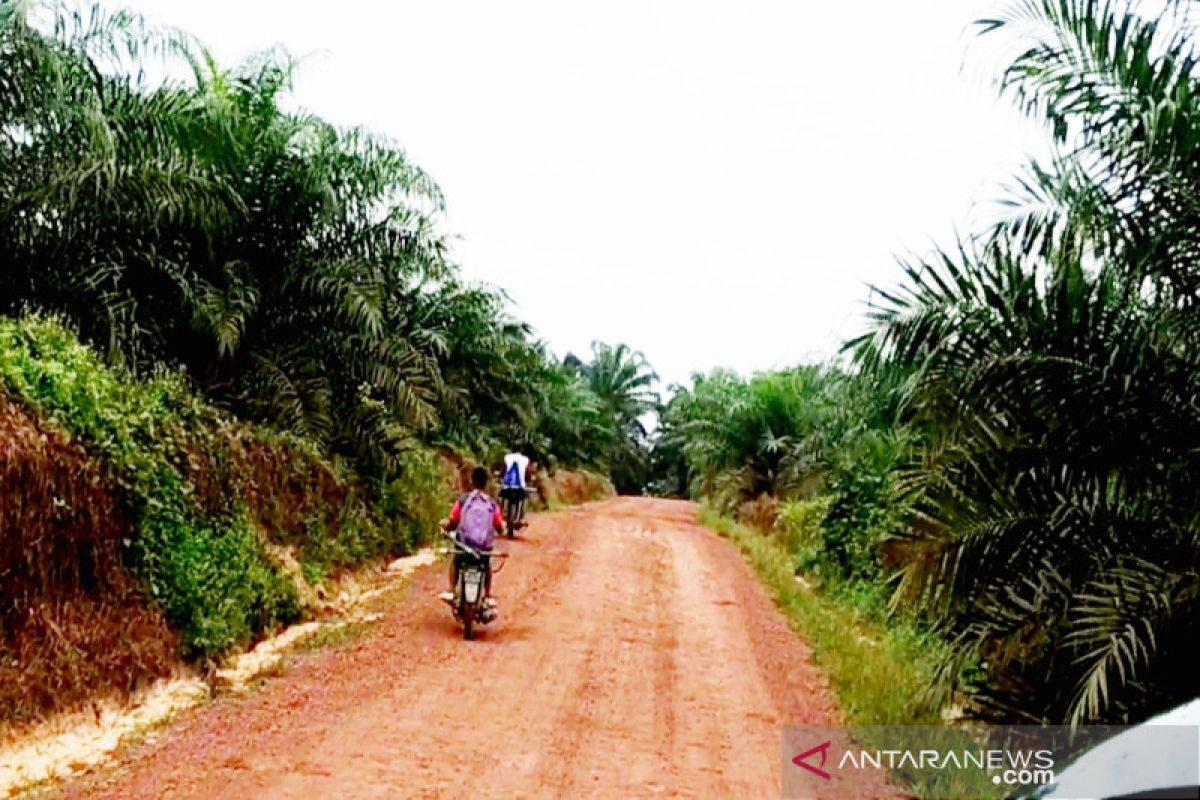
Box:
[61,498,892,799]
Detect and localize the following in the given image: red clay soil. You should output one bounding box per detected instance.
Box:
[59,498,895,799]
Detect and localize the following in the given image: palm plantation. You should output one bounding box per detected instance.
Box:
[855,0,1200,724]
[657,0,1200,726]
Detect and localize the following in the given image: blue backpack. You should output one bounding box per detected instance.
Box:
[502,460,522,488]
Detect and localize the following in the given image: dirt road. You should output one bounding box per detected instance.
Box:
[61,498,884,799]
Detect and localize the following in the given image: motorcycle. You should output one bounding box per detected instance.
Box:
[442,533,508,640]
[497,485,537,538]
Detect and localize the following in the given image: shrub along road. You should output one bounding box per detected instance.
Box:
[60,499,892,799]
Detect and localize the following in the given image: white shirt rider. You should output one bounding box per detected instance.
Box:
[502,452,530,488]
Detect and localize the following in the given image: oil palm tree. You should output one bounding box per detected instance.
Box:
[851,0,1200,724]
[580,342,659,492]
[1,1,238,363]
[1,2,453,474]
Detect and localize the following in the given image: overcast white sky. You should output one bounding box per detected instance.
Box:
[124,0,1046,388]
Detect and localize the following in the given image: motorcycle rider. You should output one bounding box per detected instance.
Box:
[499,446,534,529]
[440,466,504,607]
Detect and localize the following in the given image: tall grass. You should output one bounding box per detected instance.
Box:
[0,396,177,728]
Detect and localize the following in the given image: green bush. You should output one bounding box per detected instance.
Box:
[378,447,452,551]
[818,470,893,584]
[774,496,832,555]
[775,490,899,617]
[292,446,447,582]
[142,509,299,657]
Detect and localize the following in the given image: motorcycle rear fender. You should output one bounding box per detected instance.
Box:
[462,568,484,603]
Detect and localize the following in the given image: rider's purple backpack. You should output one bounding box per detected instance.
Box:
[457,491,496,550]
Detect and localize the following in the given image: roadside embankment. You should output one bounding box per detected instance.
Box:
[0,315,450,737]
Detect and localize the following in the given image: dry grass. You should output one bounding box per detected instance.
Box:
[735,493,780,531]
[0,396,176,734]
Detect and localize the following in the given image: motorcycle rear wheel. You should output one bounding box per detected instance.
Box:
[462,600,476,640]
[505,499,516,538]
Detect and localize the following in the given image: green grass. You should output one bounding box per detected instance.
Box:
[699,507,1012,798]
[699,505,942,725]
[297,619,379,652]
